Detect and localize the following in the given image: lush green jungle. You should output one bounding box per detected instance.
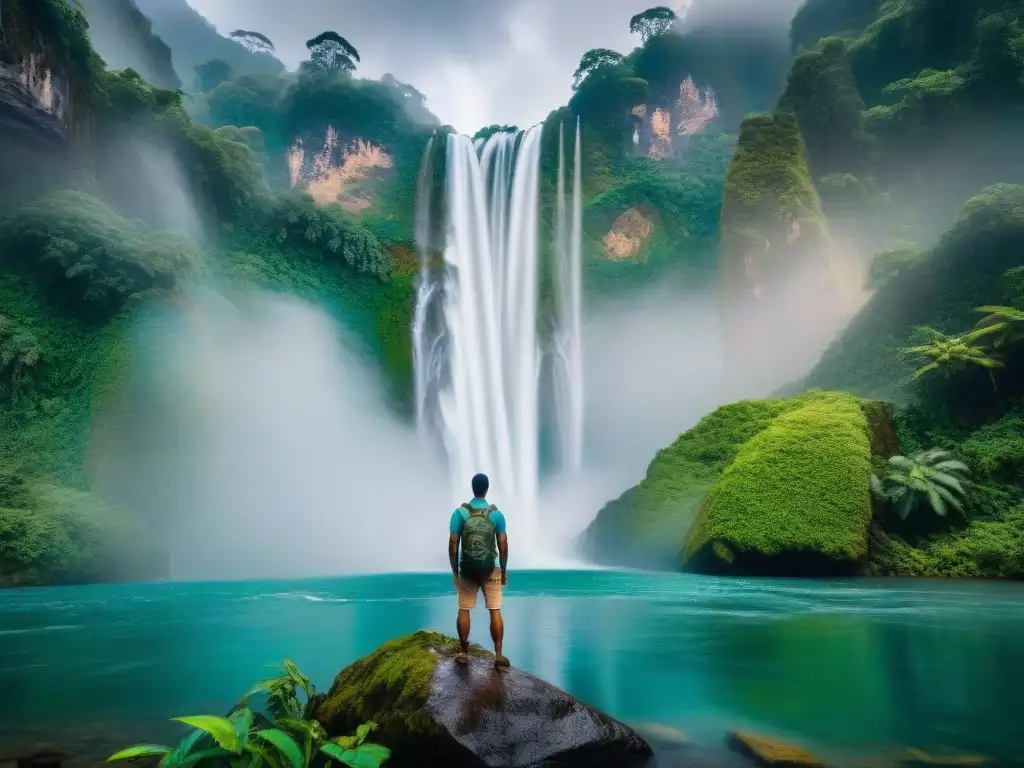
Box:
[0,0,1022,588]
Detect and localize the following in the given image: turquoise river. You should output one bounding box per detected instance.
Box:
[1,571,1022,766]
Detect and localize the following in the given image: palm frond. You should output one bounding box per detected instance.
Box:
[933,459,969,475]
[926,487,947,516]
[928,471,965,495]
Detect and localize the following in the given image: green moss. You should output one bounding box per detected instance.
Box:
[778,38,870,178]
[311,631,490,744]
[583,391,882,571]
[683,392,873,573]
[719,113,830,296]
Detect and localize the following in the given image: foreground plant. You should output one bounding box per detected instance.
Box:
[870,449,971,521]
[108,661,389,768]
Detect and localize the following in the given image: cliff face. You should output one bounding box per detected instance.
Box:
[0,4,78,208]
[717,0,1024,394]
[132,0,283,90]
[718,113,858,395]
[77,0,181,91]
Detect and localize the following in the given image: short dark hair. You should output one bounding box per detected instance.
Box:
[471,473,489,497]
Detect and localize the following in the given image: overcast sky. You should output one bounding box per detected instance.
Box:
[184,0,799,134]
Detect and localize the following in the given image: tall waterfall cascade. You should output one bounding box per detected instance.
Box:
[413,124,583,557]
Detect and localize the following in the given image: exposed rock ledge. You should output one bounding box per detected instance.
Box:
[308,630,653,768]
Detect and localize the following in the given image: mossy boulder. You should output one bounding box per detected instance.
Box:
[309,631,652,768]
[581,391,882,575]
[683,392,873,575]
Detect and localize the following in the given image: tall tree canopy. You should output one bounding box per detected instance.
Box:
[229,30,275,54]
[629,7,678,43]
[572,48,625,90]
[305,31,361,73]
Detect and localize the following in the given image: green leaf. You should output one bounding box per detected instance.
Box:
[320,744,349,764]
[181,748,235,767]
[230,708,254,751]
[929,471,965,495]
[333,736,357,750]
[354,723,376,746]
[108,745,173,762]
[238,679,274,703]
[344,744,391,768]
[173,717,239,752]
[889,456,914,470]
[256,729,305,768]
[926,487,947,516]
[933,459,969,475]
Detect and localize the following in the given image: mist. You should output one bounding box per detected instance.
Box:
[94,289,453,581]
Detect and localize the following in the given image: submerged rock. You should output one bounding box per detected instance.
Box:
[901,748,992,767]
[309,630,653,768]
[727,730,827,768]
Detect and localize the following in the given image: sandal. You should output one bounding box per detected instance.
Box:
[455,652,468,665]
[494,655,510,669]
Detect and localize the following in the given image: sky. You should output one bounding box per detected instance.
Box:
[180,0,716,134]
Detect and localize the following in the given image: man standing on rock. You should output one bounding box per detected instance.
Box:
[449,472,510,668]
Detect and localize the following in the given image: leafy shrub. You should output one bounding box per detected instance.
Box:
[1,190,199,313]
[109,661,391,768]
[266,194,392,280]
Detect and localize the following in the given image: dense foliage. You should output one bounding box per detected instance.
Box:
[109,660,391,768]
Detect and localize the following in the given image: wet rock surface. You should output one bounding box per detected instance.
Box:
[427,654,653,768]
[311,631,652,768]
[727,730,828,767]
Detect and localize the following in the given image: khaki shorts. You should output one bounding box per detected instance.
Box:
[458,571,503,610]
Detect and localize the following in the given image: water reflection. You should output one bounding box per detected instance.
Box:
[2,572,1023,765]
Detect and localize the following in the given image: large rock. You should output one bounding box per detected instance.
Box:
[309,631,653,768]
[580,391,879,576]
[682,391,873,576]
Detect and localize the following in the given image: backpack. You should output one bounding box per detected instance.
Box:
[459,502,498,579]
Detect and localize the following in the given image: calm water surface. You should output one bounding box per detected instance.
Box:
[1,571,1022,765]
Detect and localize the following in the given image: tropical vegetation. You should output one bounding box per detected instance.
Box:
[107,661,390,768]
[871,449,971,523]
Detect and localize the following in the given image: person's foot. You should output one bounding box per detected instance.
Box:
[494,654,510,668]
[455,651,468,665]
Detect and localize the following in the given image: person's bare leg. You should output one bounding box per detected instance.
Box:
[490,609,508,667]
[456,608,470,664]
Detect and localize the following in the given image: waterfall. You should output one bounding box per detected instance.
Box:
[551,119,585,473]
[413,122,583,559]
[412,133,436,435]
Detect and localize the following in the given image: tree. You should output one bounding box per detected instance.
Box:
[572,48,624,90]
[193,59,233,93]
[900,325,1004,385]
[306,31,361,73]
[229,30,275,54]
[629,7,678,43]
[871,449,970,522]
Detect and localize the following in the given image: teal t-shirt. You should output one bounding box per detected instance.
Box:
[450,497,506,569]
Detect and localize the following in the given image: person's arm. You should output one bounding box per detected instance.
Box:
[448,510,462,588]
[493,510,508,585]
[497,532,508,585]
[449,533,460,587]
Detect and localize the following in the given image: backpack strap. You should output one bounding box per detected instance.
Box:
[460,502,473,512]
[486,505,497,513]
